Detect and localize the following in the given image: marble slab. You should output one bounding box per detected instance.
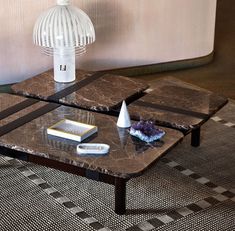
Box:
[0,93,49,127]
[0,93,26,111]
[11,70,148,112]
[0,95,183,178]
[59,73,148,111]
[11,69,93,100]
[128,76,228,133]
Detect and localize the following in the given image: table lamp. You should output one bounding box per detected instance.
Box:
[33,0,95,83]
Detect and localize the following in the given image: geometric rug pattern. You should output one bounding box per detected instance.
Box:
[0,101,235,231]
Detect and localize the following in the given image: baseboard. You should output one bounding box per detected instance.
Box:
[103,52,214,77]
[0,84,13,93]
[0,52,214,89]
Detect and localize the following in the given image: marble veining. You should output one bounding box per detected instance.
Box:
[0,93,26,111]
[60,74,148,111]
[11,69,93,100]
[147,76,227,115]
[11,70,148,111]
[0,93,48,126]
[128,76,228,133]
[0,101,47,127]
[0,100,183,178]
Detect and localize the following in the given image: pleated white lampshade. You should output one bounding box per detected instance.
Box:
[33,0,95,83]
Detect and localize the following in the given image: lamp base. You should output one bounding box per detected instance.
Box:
[53,48,75,83]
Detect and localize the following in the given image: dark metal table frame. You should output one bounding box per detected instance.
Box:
[191,127,201,147]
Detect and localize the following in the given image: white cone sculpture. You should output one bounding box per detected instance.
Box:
[117,127,129,147]
[117,101,131,128]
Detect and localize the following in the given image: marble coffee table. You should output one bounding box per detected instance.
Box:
[0,93,183,214]
[11,72,228,147]
[11,69,148,112]
[128,76,228,146]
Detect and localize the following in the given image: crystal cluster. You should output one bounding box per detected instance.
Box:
[130,120,165,142]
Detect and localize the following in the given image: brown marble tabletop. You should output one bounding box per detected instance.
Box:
[0,93,46,126]
[11,69,148,112]
[0,93,183,179]
[128,76,228,134]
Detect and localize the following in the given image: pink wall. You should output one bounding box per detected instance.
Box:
[0,0,217,84]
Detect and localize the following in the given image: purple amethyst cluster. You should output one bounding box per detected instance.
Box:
[130,120,165,142]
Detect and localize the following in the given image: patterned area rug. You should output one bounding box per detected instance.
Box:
[0,101,234,231]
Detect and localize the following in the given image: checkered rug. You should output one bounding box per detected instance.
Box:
[0,101,234,231]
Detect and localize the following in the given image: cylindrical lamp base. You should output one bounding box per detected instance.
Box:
[53,48,75,83]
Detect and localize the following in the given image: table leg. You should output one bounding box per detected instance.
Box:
[191,127,201,147]
[115,177,126,215]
